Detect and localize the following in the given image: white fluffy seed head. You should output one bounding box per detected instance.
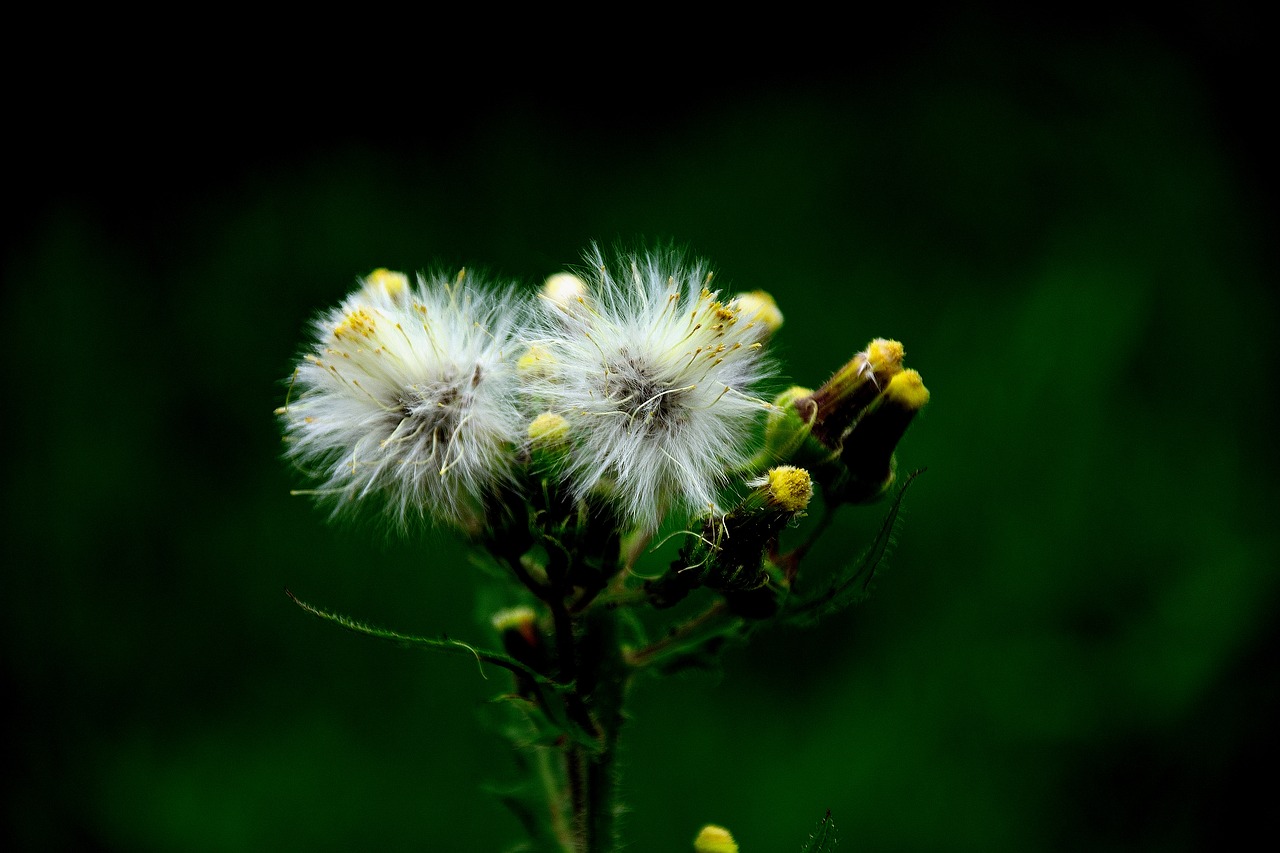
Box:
[278,268,525,532]
[525,245,776,531]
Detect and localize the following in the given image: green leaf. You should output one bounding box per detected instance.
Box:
[800,810,838,853]
[285,589,564,690]
[785,467,924,625]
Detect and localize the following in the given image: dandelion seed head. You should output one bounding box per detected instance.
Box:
[278,268,525,530]
[526,245,776,530]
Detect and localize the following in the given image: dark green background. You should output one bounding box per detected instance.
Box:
[6,12,1275,851]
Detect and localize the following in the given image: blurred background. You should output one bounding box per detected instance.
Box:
[5,8,1275,851]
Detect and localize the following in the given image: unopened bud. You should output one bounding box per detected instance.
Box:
[765,465,813,513]
[517,344,557,381]
[694,824,739,853]
[802,338,906,449]
[542,272,590,317]
[528,412,570,449]
[491,606,548,694]
[491,605,540,643]
[731,289,783,340]
[763,386,825,465]
[361,267,409,302]
[527,412,571,474]
[837,368,929,503]
[648,467,808,615]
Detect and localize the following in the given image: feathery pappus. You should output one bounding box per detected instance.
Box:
[524,245,781,531]
[277,268,525,531]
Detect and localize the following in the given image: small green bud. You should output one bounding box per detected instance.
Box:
[694,824,739,853]
[763,385,828,466]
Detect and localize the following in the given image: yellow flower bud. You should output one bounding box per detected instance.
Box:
[517,344,556,380]
[766,465,813,513]
[527,412,570,449]
[731,289,783,339]
[541,272,590,315]
[694,824,739,853]
[362,267,409,301]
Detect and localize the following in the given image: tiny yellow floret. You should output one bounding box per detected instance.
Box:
[528,412,570,448]
[884,368,930,411]
[694,824,739,853]
[767,465,813,513]
[363,268,408,300]
[333,308,376,340]
[732,289,784,336]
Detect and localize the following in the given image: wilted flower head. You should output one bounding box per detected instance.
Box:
[525,245,777,530]
[277,268,525,530]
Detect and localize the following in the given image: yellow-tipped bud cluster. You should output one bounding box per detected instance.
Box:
[800,337,906,448]
[694,824,739,853]
[763,338,928,505]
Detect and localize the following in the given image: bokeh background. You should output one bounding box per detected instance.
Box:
[5,10,1276,851]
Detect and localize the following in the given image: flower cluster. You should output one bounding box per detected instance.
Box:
[278,247,781,534]
[279,245,931,853]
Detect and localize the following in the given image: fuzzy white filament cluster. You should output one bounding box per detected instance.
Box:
[278,269,524,529]
[280,249,778,533]
[526,246,774,530]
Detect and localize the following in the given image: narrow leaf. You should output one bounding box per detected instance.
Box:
[786,467,924,624]
[286,589,563,689]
